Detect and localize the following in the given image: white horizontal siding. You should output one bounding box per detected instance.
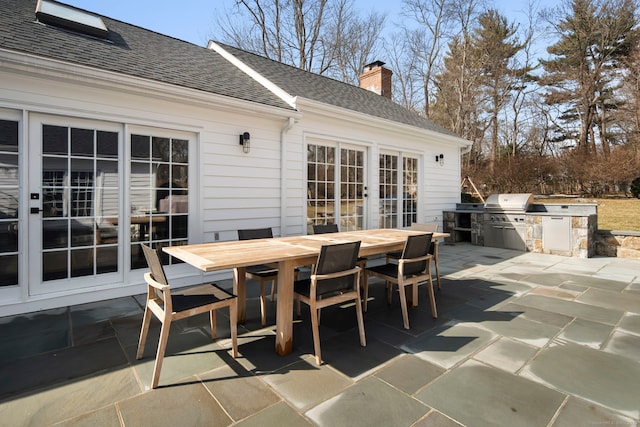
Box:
[0,57,469,316]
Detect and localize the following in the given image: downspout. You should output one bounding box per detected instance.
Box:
[280,117,296,234]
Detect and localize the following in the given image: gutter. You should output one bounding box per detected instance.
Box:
[280,116,296,234]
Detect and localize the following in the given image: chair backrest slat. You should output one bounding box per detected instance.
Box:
[141,244,169,286]
[238,227,273,240]
[313,223,339,234]
[410,223,438,232]
[401,233,433,276]
[314,241,361,295]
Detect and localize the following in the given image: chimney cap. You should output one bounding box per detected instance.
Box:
[363,61,386,72]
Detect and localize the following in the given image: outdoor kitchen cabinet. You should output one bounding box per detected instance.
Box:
[542,216,572,253]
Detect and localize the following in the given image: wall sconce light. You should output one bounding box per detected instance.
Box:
[435,153,444,166]
[239,132,250,154]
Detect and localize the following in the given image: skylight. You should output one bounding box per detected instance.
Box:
[35,0,108,39]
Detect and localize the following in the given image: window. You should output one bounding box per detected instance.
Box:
[307,145,336,228]
[130,134,189,268]
[402,157,418,227]
[379,153,398,228]
[379,153,419,228]
[0,119,19,286]
[307,143,365,233]
[41,125,119,280]
[36,0,109,39]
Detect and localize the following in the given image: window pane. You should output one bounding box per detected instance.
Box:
[172,139,188,163]
[131,134,150,160]
[96,246,118,273]
[0,187,18,219]
[43,125,68,155]
[71,128,94,157]
[71,248,94,277]
[0,120,18,152]
[152,137,170,162]
[0,254,18,286]
[43,250,67,281]
[171,164,188,188]
[43,219,68,249]
[97,131,118,158]
[0,154,18,186]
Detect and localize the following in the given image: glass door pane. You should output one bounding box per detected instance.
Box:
[307,143,365,233]
[33,122,120,293]
[0,119,19,287]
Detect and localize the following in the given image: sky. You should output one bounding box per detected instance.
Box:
[61,0,556,47]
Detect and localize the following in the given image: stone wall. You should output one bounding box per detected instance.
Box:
[595,230,640,259]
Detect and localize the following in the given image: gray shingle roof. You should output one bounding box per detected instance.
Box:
[216,43,459,137]
[0,0,293,111]
[2,0,462,139]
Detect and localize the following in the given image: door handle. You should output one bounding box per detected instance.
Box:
[30,207,43,214]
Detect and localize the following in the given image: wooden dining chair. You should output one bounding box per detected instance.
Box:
[386,223,441,290]
[294,241,366,365]
[237,227,280,326]
[313,222,368,282]
[137,244,238,389]
[366,233,437,329]
[312,223,339,234]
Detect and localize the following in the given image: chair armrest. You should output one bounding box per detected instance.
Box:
[312,266,361,282]
[398,254,432,275]
[144,272,170,291]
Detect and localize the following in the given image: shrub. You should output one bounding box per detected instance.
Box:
[631,177,640,198]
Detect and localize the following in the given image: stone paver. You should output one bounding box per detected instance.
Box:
[416,359,566,427]
[521,341,640,419]
[1,243,639,426]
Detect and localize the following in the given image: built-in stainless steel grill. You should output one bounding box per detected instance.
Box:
[483,193,534,251]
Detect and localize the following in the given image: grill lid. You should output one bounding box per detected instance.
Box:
[484,193,534,212]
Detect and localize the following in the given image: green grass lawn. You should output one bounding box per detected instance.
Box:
[537,197,640,231]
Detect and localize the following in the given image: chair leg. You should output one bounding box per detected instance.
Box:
[269,279,277,302]
[310,304,322,365]
[426,275,438,318]
[397,284,410,330]
[387,281,393,305]
[260,280,267,326]
[362,273,369,312]
[229,301,238,358]
[136,305,153,359]
[209,310,217,339]
[355,296,366,347]
[434,257,441,290]
[151,318,172,389]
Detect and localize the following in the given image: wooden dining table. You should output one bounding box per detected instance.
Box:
[163,228,448,356]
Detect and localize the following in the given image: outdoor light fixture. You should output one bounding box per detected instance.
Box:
[436,153,444,166]
[239,132,250,153]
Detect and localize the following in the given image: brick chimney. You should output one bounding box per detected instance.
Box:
[359,61,392,99]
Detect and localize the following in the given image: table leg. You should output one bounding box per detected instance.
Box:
[233,267,247,324]
[275,259,295,355]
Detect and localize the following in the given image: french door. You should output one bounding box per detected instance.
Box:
[28,115,122,295]
[307,142,367,233]
[379,152,419,228]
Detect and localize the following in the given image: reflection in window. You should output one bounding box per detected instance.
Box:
[41,125,119,281]
[307,144,336,233]
[379,153,418,229]
[403,157,418,227]
[379,154,398,228]
[0,119,19,286]
[307,144,364,233]
[130,134,188,268]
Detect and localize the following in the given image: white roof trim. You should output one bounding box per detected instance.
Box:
[295,97,471,148]
[208,41,297,109]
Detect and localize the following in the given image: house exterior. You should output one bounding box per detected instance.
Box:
[0,0,471,316]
